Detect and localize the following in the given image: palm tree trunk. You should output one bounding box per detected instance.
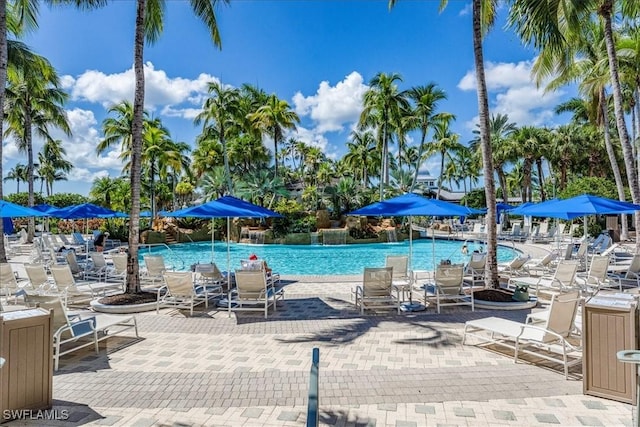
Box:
[126,0,145,294]
[437,151,445,200]
[473,0,498,287]
[272,127,279,179]
[410,132,427,192]
[536,160,546,201]
[601,89,629,240]
[0,0,7,262]
[221,132,232,195]
[600,0,640,249]
[26,111,35,242]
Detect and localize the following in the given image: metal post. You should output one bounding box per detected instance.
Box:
[306,348,320,427]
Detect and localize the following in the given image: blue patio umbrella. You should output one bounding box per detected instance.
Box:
[3,218,13,234]
[167,196,282,316]
[140,210,152,218]
[52,203,129,220]
[32,203,62,215]
[0,201,46,218]
[349,193,482,312]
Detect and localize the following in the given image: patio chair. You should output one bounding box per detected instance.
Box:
[72,232,95,252]
[25,294,138,370]
[88,252,113,280]
[575,255,612,295]
[354,267,399,315]
[498,254,531,278]
[463,290,582,379]
[107,253,128,288]
[464,253,487,287]
[385,255,412,299]
[157,271,209,316]
[240,258,280,285]
[0,263,31,305]
[231,269,284,318]
[50,264,117,307]
[424,264,473,314]
[508,260,579,300]
[24,263,56,293]
[141,254,168,289]
[608,254,640,290]
[194,263,226,296]
[523,252,557,277]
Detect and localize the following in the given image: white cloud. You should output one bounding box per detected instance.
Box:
[292,71,368,133]
[63,62,218,119]
[67,168,110,183]
[458,59,564,128]
[292,126,330,152]
[459,3,472,16]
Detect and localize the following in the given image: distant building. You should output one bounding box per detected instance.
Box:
[416,173,466,203]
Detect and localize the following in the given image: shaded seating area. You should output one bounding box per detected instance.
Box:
[354,267,400,315]
[507,261,579,300]
[463,290,582,379]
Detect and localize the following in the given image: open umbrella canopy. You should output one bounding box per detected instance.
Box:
[0,201,47,218]
[510,194,640,220]
[140,210,152,218]
[348,193,483,217]
[216,196,283,218]
[32,203,62,216]
[51,203,129,219]
[168,197,281,218]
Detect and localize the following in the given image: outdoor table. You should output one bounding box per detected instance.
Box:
[616,350,640,426]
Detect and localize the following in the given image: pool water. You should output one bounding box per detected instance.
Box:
[140,239,520,276]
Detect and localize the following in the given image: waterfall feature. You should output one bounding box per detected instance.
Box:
[321,229,347,245]
[310,232,319,245]
[248,230,265,245]
[387,228,397,243]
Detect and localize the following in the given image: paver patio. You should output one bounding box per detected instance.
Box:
[2,243,636,426]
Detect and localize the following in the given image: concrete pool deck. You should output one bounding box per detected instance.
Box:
[3,242,636,426]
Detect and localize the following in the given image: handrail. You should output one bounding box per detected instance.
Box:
[306,347,320,427]
[138,242,186,270]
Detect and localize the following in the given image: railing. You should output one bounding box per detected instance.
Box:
[139,242,186,270]
[306,348,320,427]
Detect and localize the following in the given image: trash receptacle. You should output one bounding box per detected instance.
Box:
[0,308,53,423]
[584,293,638,404]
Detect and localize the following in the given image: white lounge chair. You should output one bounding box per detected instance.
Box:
[424,264,473,314]
[231,269,284,318]
[25,294,138,370]
[464,253,487,287]
[498,254,530,277]
[50,264,117,306]
[157,271,209,316]
[508,261,579,299]
[141,254,169,289]
[0,263,31,305]
[354,267,399,315]
[463,290,582,379]
[608,254,640,290]
[575,255,612,295]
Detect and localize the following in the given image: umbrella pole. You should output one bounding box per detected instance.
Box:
[409,216,413,271]
[227,216,232,318]
[211,218,216,264]
[431,216,436,271]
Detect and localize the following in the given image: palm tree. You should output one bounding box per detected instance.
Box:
[343,130,377,188]
[194,82,239,194]
[37,139,73,196]
[249,94,300,179]
[509,0,640,249]
[426,116,464,200]
[90,176,121,209]
[4,54,71,241]
[404,83,450,192]
[359,72,409,199]
[4,163,27,193]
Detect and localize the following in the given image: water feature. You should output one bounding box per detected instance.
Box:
[321,229,347,245]
[387,229,397,243]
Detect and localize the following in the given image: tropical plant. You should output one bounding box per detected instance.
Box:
[37,139,73,196]
[4,163,27,193]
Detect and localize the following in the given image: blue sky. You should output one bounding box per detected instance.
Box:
[5,1,571,197]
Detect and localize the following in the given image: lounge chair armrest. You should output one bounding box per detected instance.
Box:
[517,324,581,350]
[55,317,96,341]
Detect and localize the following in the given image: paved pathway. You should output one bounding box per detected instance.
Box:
[3,242,636,426]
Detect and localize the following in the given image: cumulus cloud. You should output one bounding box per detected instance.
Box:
[292,71,368,133]
[459,3,472,16]
[458,59,564,128]
[63,62,218,118]
[67,168,111,183]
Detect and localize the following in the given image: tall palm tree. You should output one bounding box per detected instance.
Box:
[4,54,71,241]
[37,139,73,195]
[359,72,409,199]
[404,83,450,192]
[249,94,300,179]
[509,0,640,249]
[343,130,377,188]
[426,116,464,200]
[4,163,27,193]
[194,82,239,194]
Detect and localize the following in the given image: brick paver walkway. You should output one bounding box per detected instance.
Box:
[4,243,636,426]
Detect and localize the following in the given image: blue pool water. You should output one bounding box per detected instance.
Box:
[140,239,520,276]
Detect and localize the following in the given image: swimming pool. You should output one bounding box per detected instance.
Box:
[140,239,520,276]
